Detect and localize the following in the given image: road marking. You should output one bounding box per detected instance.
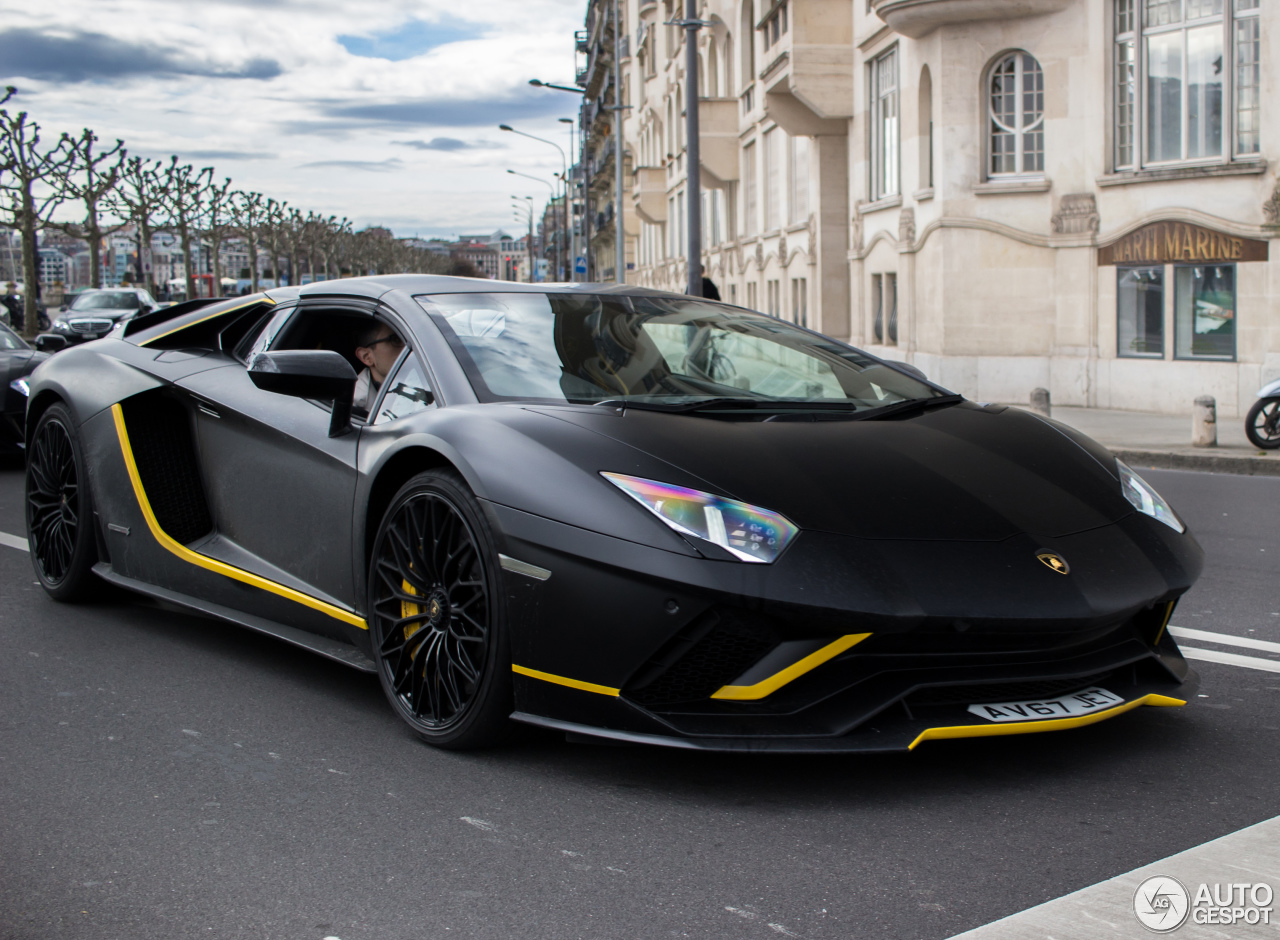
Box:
[0,531,29,552]
[1169,625,1280,656]
[1180,646,1280,674]
[945,814,1280,939]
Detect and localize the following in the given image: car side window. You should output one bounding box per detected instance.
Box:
[235,306,294,363]
[372,355,435,425]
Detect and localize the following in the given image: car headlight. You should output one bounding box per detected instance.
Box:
[9,377,29,397]
[602,472,798,562]
[1117,460,1184,533]
[52,319,71,333]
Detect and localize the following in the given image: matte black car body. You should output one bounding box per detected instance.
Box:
[1,322,45,451]
[23,275,1203,752]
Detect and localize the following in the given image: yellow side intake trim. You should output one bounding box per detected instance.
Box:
[907,693,1186,751]
[511,664,620,697]
[138,296,275,346]
[112,404,367,630]
[711,633,873,701]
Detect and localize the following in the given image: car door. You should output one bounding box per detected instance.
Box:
[175,302,375,619]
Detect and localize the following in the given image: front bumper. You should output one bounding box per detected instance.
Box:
[490,500,1202,753]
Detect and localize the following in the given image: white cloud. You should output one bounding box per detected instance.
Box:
[6,0,582,237]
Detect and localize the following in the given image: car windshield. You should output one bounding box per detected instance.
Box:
[0,321,27,350]
[417,292,947,411]
[70,291,138,311]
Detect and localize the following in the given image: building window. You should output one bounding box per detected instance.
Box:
[762,1,788,52]
[870,48,899,200]
[746,281,758,311]
[767,279,781,317]
[764,127,784,231]
[790,136,810,223]
[743,141,758,234]
[790,276,808,327]
[1174,263,1235,359]
[871,274,883,342]
[988,52,1045,176]
[885,272,898,344]
[1115,0,1260,170]
[1117,266,1164,357]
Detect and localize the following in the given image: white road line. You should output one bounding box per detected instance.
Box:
[1169,625,1280,656]
[945,814,1280,939]
[1180,646,1280,674]
[0,531,29,552]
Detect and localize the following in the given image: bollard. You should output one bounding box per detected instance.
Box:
[1192,395,1217,447]
[1029,387,1051,418]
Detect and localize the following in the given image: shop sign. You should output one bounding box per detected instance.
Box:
[1098,221,1268,266]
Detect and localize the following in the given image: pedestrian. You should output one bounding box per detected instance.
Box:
[1,282,21,331]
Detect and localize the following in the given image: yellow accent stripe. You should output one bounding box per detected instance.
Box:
[111,404,367,630]
[511,664,620,697]
[138,296,275,346]
[711,633,872,701]
[1153,601,1176,645]
[907,693,1186,751]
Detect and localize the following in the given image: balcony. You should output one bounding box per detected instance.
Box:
[759,0,853,136]
[698,98,738,185]
[632,166,666,224]
[869,0,1074,38]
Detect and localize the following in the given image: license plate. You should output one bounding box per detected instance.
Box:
[967,686,1126,723]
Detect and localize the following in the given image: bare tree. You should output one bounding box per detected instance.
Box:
[0,88,78,337]
[261,198,288,286]
[230,190,266,293]
[159,157,212,298]
[203,176,235,297]
[285,207,308,287]
[111,157,165,296]
[48,129,127,289]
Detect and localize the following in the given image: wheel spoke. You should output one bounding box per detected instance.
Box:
[371,483,492,732]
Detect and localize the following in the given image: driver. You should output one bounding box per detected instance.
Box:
[353,323,405,414]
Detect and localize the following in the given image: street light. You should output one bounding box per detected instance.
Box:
[528,78,594,282]
[559,118,578,277]
[666,2,715,296]
[508,170,558,280]
[499,124,568,280]
[511,197,535,282]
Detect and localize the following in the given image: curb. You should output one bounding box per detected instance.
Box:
[1114,447,1280,477]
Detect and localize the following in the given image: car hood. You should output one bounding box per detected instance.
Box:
[529,401,1130,541]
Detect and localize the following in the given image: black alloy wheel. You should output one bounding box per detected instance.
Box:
[368,469,512,749]
[1245,397,1280,450]
[26,402,99,600]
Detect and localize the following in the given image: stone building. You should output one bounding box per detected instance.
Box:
[607,0,1277,415]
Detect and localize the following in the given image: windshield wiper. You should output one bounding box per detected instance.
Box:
[848,394,964,421]
[594,397,865,414]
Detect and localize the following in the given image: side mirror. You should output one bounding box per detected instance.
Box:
[34,333,68,353]
[248,350,357,437]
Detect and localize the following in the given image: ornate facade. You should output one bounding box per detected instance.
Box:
[603,0,1277,415]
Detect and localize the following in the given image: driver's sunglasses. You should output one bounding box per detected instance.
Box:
[366,334,405,350]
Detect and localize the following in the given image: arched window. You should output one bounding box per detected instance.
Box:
[707,41,719,97]
[740,3,754,90]
[988,52,1044,176]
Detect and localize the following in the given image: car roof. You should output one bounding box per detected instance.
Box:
[280,274,685,303]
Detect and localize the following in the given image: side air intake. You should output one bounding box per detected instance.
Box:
[119,393,214,545]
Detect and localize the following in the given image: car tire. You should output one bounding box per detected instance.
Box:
[1245,397,1280,450]
[367,469,513,749]
[26,402,100,601]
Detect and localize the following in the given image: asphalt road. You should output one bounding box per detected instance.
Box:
[1,456,1278,940]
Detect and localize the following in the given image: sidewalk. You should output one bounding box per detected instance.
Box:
[1013,405,1280,477]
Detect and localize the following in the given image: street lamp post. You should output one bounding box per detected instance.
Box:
[527,80,592,281]
[559,118,578,278]
[668,1,712,297]
[612,0,626,284]
[499,125,568,280]
[508,169,559,280]
[512,196,534,281]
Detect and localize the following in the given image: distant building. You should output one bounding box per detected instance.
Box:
[38,248,71,287]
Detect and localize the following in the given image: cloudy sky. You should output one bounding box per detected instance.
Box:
[0,0,583,238]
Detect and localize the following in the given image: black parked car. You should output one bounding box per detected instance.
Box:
[1,321,46,452]
[22,276,1202,752]
[47,288,160,345]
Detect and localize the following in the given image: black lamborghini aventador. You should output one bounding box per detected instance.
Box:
[22,276,1202,752]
